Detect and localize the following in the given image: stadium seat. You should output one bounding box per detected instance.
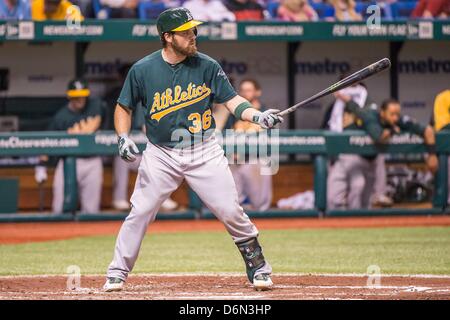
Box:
[138,2,167,21]
[311,2,335,20]
[390,1,417,19]
[267,1,280,19]
[92,0,111,19]
[355,1,374,19]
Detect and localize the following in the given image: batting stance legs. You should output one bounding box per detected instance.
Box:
[106,136,272,287]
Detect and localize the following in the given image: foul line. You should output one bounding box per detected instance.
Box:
[1,272,450,279]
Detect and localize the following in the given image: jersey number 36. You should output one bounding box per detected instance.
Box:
[188,110,212,133]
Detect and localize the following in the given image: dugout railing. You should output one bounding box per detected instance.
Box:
[0,130,448,222]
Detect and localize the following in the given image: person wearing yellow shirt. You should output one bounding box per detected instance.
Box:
[433,89,450,205]
[32,0,84,21]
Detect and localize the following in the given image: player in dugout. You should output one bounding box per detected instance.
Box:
[433,88,450,205]
[327,96,438,210]
[34,79,104,214]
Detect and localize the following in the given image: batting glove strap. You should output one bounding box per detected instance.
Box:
[118,134,139,162]
[253,109,284,129]
[236,237,267,283]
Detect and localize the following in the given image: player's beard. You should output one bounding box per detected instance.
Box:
[172,37,197,57]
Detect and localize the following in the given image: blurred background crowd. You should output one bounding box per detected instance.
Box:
[1,0,450,22]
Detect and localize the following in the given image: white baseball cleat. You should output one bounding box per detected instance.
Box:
[112,200,130,211]
[103,277,125,292]
[160,198,179,211]
[253,274,273,291]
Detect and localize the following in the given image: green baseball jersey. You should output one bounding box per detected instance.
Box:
[48,98,103,131]
[118,49,237,147]
[345,101,426,142]
[132,104,145,131]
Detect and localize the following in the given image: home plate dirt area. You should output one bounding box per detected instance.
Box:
[1,274,450,300]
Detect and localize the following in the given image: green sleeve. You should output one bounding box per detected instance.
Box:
[397,115,426,136]
[345,100,369,121]
[117,67,141,111]
[132,104,145,130]
[346,101,383,141]
[210,61,237,104]
[364,121,384,142]
[86,98,103,118]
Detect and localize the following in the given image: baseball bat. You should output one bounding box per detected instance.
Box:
[277,58,391,117]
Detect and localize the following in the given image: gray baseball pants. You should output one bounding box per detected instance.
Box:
[52,157,103,214]
[327,154,376,209]
[107,136,272,280]
[112,155,141,203]
[230,164,272,211]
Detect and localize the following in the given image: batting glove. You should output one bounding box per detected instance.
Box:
[118,134,139,162]
[34,166,48,184]
[253,109,284,129]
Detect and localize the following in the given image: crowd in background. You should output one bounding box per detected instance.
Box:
[1,0,450,21]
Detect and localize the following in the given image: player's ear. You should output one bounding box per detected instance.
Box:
[163,32,173,45]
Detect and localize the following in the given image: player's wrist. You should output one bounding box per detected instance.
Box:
[251,111,263,124]
[234,101,253,120]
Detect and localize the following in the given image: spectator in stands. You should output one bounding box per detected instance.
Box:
[34,79,104,214]
[31,0,84,20]
[224,0,266,21]
[411,0,450,19]
[183,0,236,21]
[164,0,181,8]
[329,0,362,21]
[99,0,138,18]
[433,88,450,205]
[375,0,396,21]
[71,0,94,18]
[328,97,438,210]
[277,0,319,21]
[229,79,273,212]
[0,0,31,19]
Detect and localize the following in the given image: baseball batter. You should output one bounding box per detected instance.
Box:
[104,7,283,292]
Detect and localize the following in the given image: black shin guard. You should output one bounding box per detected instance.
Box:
[236,237,266,283]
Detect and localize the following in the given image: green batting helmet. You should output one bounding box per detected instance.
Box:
[156,7,203,36]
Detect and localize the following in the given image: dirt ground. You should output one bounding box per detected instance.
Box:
[1,215,450,244]
[1,274,450,300]
[1,215,450,300]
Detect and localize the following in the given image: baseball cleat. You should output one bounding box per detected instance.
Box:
[372,194,393,207]
[112,200,130,211]
[103,277,125,292]
[253,274,273,291]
